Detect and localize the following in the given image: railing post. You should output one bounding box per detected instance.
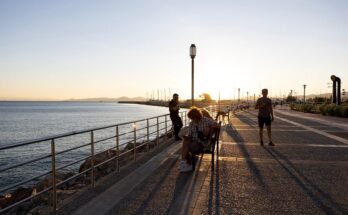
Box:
[146,119,150,152]
[50,139,57,211]
[116,126,120,173]
[165,115,167,142]
[156,117,159,146]
[133,123,136,161]
[91,131,95,187]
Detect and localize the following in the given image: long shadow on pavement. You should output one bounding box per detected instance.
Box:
[132,159,179,214]
[207,153,221,215]
[263,147,346,214]
[225,123,266,188]
[232,111,258,128]
[165,156,205,214]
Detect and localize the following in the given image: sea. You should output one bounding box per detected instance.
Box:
[0,101,174,191]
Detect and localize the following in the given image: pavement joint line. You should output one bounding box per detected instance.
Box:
[275,115,348,145]
[216,156,348,164]
[72,142,181,215]
[234,129,313,131]
[232,125,298,127]
[219,141,348,147]
[275,109,348,130]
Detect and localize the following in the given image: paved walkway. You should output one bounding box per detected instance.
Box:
[66,108,348,215]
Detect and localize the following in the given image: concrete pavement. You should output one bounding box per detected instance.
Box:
[59,108,348,215]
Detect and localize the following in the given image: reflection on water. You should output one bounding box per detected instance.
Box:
[0,101,174,191]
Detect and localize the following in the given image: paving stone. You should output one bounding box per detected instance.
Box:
[56,109,348,215]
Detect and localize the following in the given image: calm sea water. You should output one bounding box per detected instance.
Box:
[0,101,174,191]
[0,101,170,145]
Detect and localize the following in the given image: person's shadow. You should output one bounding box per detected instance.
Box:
[263,147,346,214]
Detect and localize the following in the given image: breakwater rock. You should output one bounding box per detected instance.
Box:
[1,134,171,214]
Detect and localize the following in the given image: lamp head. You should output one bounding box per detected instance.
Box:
[190,44,196,59]
[331,75,336,81]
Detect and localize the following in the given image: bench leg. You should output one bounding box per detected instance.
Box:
[191,153,196,172]
[211,152,214,171]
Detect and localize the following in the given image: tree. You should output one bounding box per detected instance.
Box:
[199,93,212,102]
[286,95,297,102]
[313,97,328,103]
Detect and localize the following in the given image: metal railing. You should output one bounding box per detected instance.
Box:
[0,111,189,213]
[0,104,238,213]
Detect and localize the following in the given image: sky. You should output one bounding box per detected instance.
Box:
[0,0,347,100]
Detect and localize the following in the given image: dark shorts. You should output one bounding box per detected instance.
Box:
[189,140,203,153]
[258,116,271,128]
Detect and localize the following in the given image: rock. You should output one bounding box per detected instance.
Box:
[56,189,78,202]
[7,201,33,215]
[0,193,12,209]
[69,183,86,190]
[27,205,52,215]
[34,171,74,192]
[78,149,117,173]
[7,187,33,206]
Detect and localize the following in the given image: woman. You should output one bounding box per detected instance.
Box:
[179,107,219,172]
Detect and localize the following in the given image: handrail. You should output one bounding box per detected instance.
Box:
[0,112,176,151]
[0,110,189,213]
[0,104,236,213]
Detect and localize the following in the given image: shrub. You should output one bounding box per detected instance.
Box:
[326,104,336,116]
[339,105,348,117]
[303,104,315,113]
[318,104,348,117]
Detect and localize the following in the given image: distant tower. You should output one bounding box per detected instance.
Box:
[331,75,342,105]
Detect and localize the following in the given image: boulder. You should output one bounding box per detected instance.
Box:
[79,149,117,173]
[8,187,33,205]
[35,171,73,192]
[0,193,12,209]
[27,205,52,215]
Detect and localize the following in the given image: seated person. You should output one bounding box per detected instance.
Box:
[179,107,219,172]
[201,109,213,119]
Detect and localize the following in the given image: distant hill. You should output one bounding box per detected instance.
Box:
[65,97,146,102]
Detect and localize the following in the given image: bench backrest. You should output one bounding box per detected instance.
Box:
[202,121,221,152]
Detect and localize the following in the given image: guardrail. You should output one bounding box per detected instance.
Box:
[0,111,189,213]
[0,104,238,213]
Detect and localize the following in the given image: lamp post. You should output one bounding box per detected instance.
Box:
[190,44,196,106]
[303,84,307,103]
[238,88,240,103]
[246,91,249,103]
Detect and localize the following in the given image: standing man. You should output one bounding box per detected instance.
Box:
[255,89,275,146]
[169,93,183,141]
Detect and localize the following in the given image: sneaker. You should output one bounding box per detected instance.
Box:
[260,141,264,146]
[179,163,193,172]
[269,141,275,146]
[177,160,186,170]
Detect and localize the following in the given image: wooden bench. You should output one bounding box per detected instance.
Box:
[191,121,222,172]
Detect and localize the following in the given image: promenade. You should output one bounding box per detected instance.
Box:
[56,107,348,215]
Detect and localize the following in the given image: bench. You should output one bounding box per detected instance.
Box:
[191,121,222,172]
[215,111,230,123]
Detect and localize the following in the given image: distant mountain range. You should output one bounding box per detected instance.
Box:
[65,97,147,102]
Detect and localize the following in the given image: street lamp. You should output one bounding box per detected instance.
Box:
[238,88,240,103]
[303,84,307,103]
[190,44,196,106]
[246,91,249,103]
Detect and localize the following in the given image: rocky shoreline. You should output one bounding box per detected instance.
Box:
[0,132,174,215]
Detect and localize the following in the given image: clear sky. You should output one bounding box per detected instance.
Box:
[0,0,347,100]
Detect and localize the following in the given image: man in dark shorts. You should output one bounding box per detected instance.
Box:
[169,93,183,140]
[255,89,275,146]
